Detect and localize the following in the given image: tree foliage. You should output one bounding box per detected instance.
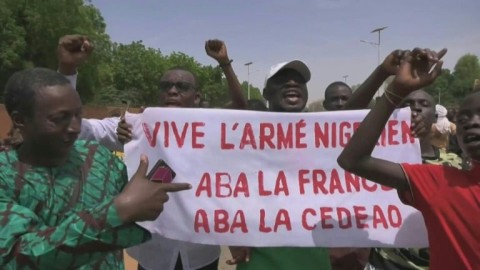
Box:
[0,0,111,102]
[450,54,480,98]
[424,55,480,106]
[424,69,454,105]
[1,0,478,108]
[0,0,251,108]
[240,81,263,101]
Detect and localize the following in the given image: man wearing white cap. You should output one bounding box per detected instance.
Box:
[227,60,332,270]
[262,60,312,112]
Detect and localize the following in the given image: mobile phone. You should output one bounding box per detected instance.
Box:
[147,159,176,183]
[120,100,130,120]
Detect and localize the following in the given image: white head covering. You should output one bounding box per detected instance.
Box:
[435,104,451,134]
[263,60,311,91]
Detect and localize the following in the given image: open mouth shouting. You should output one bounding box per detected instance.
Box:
[463,132,480,147]
[283,89,303,105]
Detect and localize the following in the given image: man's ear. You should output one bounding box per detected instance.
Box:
[10,111,25,130]
[322,100,327,109]
[194,91,201,107]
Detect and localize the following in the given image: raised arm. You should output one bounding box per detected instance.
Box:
[205,39,247,109]
[56,34,123,151]
[337,48,446,190]
[345,49,447,110]
[57,34,93,89]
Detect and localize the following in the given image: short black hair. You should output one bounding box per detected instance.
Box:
[408,89,434,104]
[462,89,480,104]
[324,81,352,98]
[4,68,70,117]
[163,66,200,88]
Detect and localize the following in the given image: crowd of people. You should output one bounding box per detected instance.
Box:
[0,34,478,270]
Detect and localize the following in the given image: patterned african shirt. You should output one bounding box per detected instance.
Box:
[0,140,150,269]
[368,148,463,270]
[113,151,124,160]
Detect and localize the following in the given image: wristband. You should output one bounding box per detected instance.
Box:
[219,59,233,67]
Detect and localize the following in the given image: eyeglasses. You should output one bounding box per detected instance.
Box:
[159,81,195,93]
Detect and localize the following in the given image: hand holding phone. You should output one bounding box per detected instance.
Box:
[114,155,189,223]
[147,159,176,183]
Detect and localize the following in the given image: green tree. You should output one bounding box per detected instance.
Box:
[107,41,165,106]
[0,1,27,72]
[450,54,480,102]
[93,85,139,106]
[424,69,454,105]
[0,0,111,102]
[424,54,480,106]
[240,81,263,101]
[0,0,256,107]
[197,65,226,106]
[202,81,228,107]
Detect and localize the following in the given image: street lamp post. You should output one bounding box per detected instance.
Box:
[342,75,349,83]
[245,62,253,100]
[371,26,388,67]
[361,40,380,65]
[361,26,388,97]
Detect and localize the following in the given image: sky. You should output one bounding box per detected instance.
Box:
[90,0,480,104]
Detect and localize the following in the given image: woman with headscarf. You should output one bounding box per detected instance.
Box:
[430,104,456,150]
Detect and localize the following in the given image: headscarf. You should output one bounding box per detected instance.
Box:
[435,104,451,134]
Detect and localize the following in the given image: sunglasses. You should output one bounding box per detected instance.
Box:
[159,81,195,93]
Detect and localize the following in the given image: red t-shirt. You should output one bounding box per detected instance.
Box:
[400,163,480,270]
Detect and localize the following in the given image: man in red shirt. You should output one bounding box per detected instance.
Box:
[338,47,480,270]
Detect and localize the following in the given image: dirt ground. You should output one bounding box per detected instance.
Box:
[124,246,235,270]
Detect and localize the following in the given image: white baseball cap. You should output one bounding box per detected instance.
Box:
[264,60,311,88]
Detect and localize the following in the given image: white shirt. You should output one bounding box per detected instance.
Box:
[79,116,123,152]
[63,73,123,152]
[127,235,220,270]
[65,73,78,89]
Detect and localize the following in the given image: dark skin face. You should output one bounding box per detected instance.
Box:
[158,70,200,108]
[323,85,353,111]
[263,69,308,112]
[398,90,436,139]
[456,92,480,161]
[13,85,82,166]
[117,69,200,144]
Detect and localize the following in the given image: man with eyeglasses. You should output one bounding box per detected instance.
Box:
[160,68,199,107]
[87,39,245,270]
[122,66,222,270]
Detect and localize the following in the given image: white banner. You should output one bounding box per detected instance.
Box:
[124,108,428,248]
